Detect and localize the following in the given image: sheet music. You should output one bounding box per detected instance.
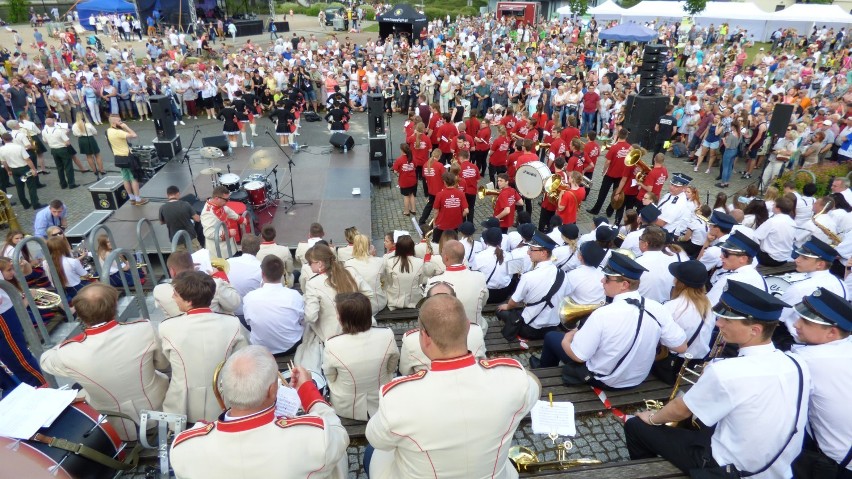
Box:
[530,400,576,437]
[275,384,301,418]
[0,384,76,439]
[192,249,213,273]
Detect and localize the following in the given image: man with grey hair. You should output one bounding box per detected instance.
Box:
[366,294,539,478]
[170,345,349,478]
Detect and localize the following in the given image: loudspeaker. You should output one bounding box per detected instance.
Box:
[202,135,230,153]
[367,93,384,114]
[330,132,355,150]
[150,95,176,139]
[369,112,385,137]
[624,95,670,148]
[369,138,387,166]
[153,135,183,160]
[767,103,795,139]
[640,45,668,96]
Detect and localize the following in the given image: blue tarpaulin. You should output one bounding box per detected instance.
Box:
[77,0,137,30]
[597,22,658,42]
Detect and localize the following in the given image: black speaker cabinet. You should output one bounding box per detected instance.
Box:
[153,135,182,160]
[367,93,384,114]
[369,112,385,137]
[624,95,670,148]
[767,103,795,139]
[202,135,230,153]
[150,95,176,140]
[369,138,387,166]
[330,132,355,150]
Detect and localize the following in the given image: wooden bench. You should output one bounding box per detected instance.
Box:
[391,328,544,356]
[756,262,797,277]
[375,303,499,322]
[520,457,685,478]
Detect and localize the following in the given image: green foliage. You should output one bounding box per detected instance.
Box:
[7,0,30,23]
[274,2,372,19]
[617,0,641,8]
[683,0,706,16]
[775,163,851,197]
[566,0,588,17]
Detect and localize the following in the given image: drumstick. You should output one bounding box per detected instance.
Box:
[278,371,290,388]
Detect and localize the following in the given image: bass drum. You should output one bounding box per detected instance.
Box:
[515,161,552,199]
[0,401,125,479]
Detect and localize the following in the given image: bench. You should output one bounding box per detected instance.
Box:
[520,457,685,478]
[391,328,544,356]
[756,262,797,277]
[375,303,499,322]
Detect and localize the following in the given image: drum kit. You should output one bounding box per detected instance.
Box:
[201,166,282,213]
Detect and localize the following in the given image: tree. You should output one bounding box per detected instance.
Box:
[567,0,589,17]
[683,0,707,16]
[7,0,30,23]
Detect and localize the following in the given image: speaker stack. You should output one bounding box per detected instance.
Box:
[150,95,183,160]
[624,44,670,149]
[367,93,390,185]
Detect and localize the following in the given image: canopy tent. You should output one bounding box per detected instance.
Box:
[588,0,627,21]
[77,0,137,30]
[620,1,687,23]
[598,22,658,42]
[765,4,852,40]
[134,0,195,30]
[377,4,428,40]
[692,2,770,42]
[555,4,574,16]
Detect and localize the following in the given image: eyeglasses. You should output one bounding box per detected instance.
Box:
[721,250,746,258]
[215,196,230,201]
[604,276,625,283]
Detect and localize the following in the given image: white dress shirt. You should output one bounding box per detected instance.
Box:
[753,213,796,262]
[657,192,691,234]
[471,247,512,289]
[243,282,305,354]
[226,254,262,315]
[563,265,605,305]
[636,249,685,304]
[707,265,767,306]
[664,296,713,359]
[511,262,566,329]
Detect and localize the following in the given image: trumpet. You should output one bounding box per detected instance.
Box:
[212,360,226,411]
[20,170,37,183]
[509,445,601,473]
[812,200,842,246]
[534,142,551,152]
[624,147,651,183]
[477,186,500,202]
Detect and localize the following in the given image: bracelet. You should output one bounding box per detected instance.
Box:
[648,412,662,426]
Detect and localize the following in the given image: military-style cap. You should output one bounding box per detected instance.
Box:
[792,237,838,263]
[481,217,500,228]
[518,223,536,241]
[528,231,558,251]
[558,224,579,240]
[668,260,707,289]
[602,251,648,280]
[596,225,618,243]
[670,173,693,186]
[719,230,760,258]
[639,205,661,224]
[709,211,738,232]
[714,280,789,322]
[580,241,605,268]
[795,287,852,332]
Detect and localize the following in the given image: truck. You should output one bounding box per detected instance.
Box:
[495,1,540,26]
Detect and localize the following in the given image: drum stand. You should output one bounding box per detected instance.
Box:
[265,130,313,214]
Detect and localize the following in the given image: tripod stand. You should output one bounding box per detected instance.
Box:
[181,126,202,198]
[265,130,313,213]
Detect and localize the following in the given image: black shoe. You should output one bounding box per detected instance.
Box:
[32,203,45,209]
[586,208,599,215]
[9,200,17,206]
[59,185,67,189]
[528,355,542,369]
[69,184,80,189]
[38,170,50,175]
[36,183,47,189]
[715,176,721,181]
[21,202,31,209]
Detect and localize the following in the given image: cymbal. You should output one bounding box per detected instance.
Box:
[249,150,275,169]
[200,167,222,175]
[200,146,225,159]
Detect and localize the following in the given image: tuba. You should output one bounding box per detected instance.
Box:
[543,174,569,203]
[558,298,604,328]
[624,146,651,183]
[509,445,601,473]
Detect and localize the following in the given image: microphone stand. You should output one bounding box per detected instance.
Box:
[265,129,313,213]
[181,126,202,198]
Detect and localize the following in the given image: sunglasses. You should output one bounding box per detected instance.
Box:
[721,250,746,258]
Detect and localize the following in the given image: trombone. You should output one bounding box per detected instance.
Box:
[509,445,601,473]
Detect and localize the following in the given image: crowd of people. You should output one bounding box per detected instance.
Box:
[0,7,851,479]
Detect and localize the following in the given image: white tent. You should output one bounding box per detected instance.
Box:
[620,1,687,23]
[693,2,771,42]
[587,0,627,21]
[556,4,575,17]
[766,4,852,40]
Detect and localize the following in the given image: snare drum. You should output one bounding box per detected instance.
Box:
[515,161,551,199]
[0,400,126,479]
[219,173,241,193]
[279,368,329,398]
[226,201,246,243]
[244,181,268,208]
[765,276,791,297]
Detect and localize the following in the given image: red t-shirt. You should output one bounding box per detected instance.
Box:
[561,127,580,145]
[392,156,417,188]
[407,133,432,167]
[474,126,491,152]
[434,187,468,230]
[582,91,600,113]
[515,152,539,171]
[583,140,601,173]
[507,150,524,181]
[622,165,641,197]
[464,117,481,137]
[489,136,510,166]
[494,187,520,228]
[557,188,587,224]
[500,115,518,135]
[422,162,446,196]
[565,152,584,173]
[437,122,459,153]
[428,115,444,144]
[404,120,415,139]
[458,161,481,195]
[548,138,567,164]
[515,123,532,139]
[532,112,549,129]
[605,141,631,178]
[639,165,669,200]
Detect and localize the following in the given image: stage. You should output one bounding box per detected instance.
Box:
[100,144,373,252]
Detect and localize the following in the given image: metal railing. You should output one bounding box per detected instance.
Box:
[12,236,73,345]
[100,247,150,320]
[0,280,56,387]
[136,219,168,286]
[170,230,196,260]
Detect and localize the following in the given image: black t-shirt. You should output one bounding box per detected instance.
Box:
[158,200,197,239]
[656,114,676,141]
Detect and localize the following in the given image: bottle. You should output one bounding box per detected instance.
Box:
[343,145,348,153]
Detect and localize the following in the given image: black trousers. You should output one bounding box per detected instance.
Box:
[465,193,476,223]
[11,165,39,208]
[50,147,76,188]
[495,308,559,341]
[757,251,788,267]
[588,174,620,215]
[488,164,506,185]
[538,207,556,232]
[624,416,718,474]
[612,195,638,228]
[418,194,436,225]
[471,150,487,175]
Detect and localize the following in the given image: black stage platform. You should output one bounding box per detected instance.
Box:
[101,145,372,252]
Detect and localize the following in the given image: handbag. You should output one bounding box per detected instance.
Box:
[114,154,132,168]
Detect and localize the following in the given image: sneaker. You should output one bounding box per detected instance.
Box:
[173,121,178,125]
[179,121,186,125]
[515,336,529,350]
[135,198,149,206]
[528,355,542,369]
[693,166,698,172]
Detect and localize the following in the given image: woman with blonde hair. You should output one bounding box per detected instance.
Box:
[651,260,714,385]
[322,292,398,420]
[295,243,374,371]
[46,236,89,301]
[72,111,106,177]
[335,226,360,262]
[344,234,386,314]
[382,235,426,310]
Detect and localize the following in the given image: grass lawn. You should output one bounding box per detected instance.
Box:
[363,23,379,33]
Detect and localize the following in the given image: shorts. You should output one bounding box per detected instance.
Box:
[702,139,720,150]
[400,185,416,196]
[305,89,317,101]
[120,167,135,181]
